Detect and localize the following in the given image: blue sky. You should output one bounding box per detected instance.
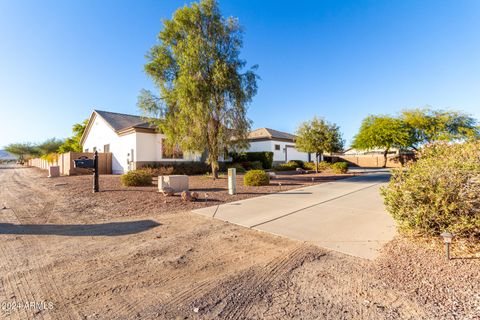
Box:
[1,0,479,148]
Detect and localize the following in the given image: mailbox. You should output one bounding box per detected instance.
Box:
[73,158,95,169]
[74,152,99,193]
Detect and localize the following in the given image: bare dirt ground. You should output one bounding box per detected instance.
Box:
[0,166,478,319]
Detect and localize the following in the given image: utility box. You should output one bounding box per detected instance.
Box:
[158,175,189,193]
[48,166,60,178]
[228,168,236,195]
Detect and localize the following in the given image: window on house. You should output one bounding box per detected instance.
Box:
[162,139,183,159]
[84,148,89,152]
[104,144,110,153]
[274,144,280,151]
[92,147,97,152]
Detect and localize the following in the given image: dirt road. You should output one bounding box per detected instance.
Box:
[0,166,478,319]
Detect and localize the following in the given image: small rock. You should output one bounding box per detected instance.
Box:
[296,168,307,174]
[181,191,197,202]
[181,191,191,202]
[193,307,199,313]
[161,187,174,197]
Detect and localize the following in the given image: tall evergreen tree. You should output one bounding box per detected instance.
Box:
[138,0,258,178]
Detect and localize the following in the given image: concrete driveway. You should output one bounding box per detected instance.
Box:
[193,172,397,259]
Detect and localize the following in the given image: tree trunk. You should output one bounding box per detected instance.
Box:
[211,161,219,180]
[383,149,389,168]
[315,153,319,173]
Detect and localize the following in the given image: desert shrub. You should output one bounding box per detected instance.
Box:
[274,160,309,171]
[273,162,296,171]
[304,161,331,171]
[381,141,480,237]
[332,162,348,174]
[229,152,274,169]
[41,153,59,164]
[140,166,174,176]
[140,162,220,175]
[288,160,304,168]
[227,163,246,173]
[318,161,332,171]
[241,160,263,170]
[244,170,270,186]
[303,162,316,170]
[121,170,152,186]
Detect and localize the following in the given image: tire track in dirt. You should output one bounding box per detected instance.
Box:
[1,237,75,320]
[219,244,324,320]
[149,244,324,319]
[0,168,79,319]
[0,243,35,320]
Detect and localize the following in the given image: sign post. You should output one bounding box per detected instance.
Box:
[73,152,99,193]
[228,168,236,195]
[93,151,99,193]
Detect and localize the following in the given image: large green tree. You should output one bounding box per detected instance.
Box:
[400,108,479,149]
[352,115,412,167]
[295,117,344,172]
[58,119,89,153]
[138,0,258,178]
[4,142,40,162]
[36,138,64,156]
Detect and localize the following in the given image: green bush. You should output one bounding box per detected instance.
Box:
[121,170,153,186]
[273,162,297,171]
[139,166,174,176]
[381,141,480,237]
[244,170,270,186]
[288,160,304,168]
[241,160,263,170]
[304,161,331,171]
[229,152,273,169]
[140,162,226,175]
[227,163,246,173]
[332,162,348,174]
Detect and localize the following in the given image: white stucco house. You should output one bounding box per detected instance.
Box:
[81,110,312,174]
[80,110,201,174]
[246,128,312,164]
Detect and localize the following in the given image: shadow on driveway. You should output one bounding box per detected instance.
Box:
[0,220,160,236]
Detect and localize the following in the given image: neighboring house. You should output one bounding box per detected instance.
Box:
[246,128,312,164]
[80,110,201,174]
[81,110,312,174]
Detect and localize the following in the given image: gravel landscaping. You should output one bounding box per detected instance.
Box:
[45,170,356,220]
[0,165,478,319]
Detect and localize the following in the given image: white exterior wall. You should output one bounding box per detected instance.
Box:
[83,114,203,174]
[135,132,161,162]
[82,115,137,174]
[247,140,273,153]
[285,145,311,162]
[135,132,201,162]
[247,140,311,163]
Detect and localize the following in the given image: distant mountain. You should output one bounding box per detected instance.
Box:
[0,150,18,160]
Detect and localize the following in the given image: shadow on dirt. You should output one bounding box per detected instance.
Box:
[0,220,160,236]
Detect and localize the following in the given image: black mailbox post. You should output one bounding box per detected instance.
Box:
[73,151,99,193]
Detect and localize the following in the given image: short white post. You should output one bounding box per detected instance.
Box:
[228,168,236,195]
